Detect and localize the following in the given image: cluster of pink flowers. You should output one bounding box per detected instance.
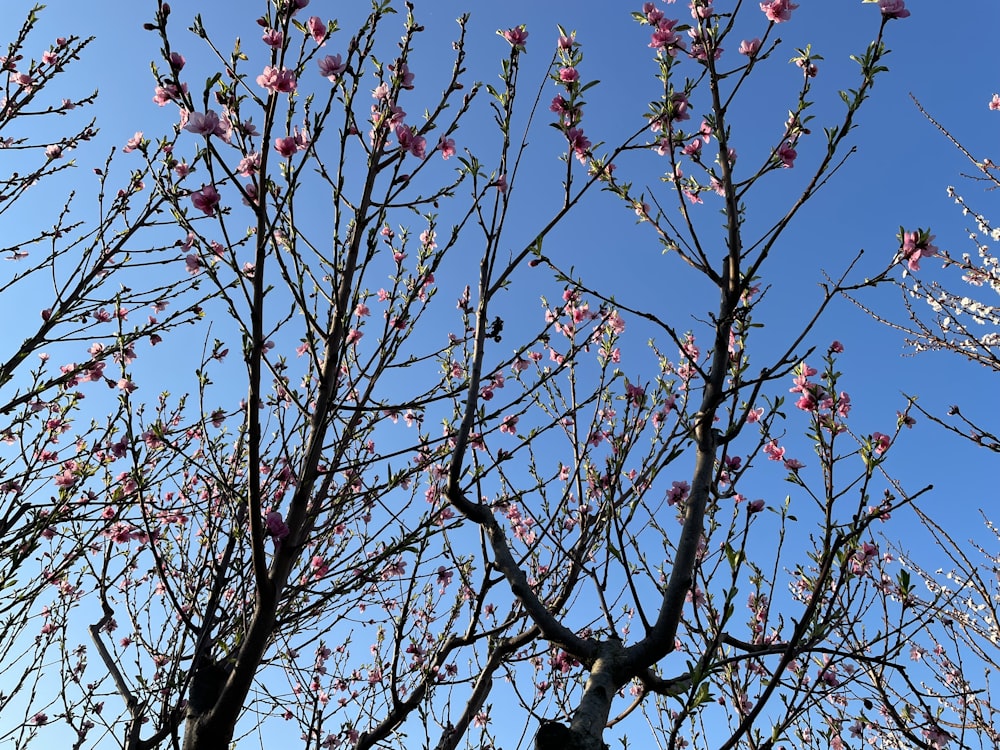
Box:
[643,3,682,54]
[257,65,297,93]
[275,126,310,158]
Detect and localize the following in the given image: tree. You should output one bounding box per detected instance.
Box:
[0,7,205,748]
[851,86,1000,750]
[2,1,952,749]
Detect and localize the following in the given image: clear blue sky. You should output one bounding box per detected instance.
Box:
[6,0,1000,746]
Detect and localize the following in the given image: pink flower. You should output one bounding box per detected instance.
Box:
[747,499,765,513]
[183,110,224,137]
[436,566,453,589]
[991,94,1000,111]
[190,183,221,215]
[739,38,762,56]
[566,127,591,163]
[390,61,414,90]
[558,67,579,84]
[311,555,329,579]
[500,414,519,435]
[46,144,62,159]
[395,125,426,158]
[871,432,891,455]
[900,230,937,271]
[776,141,797,168]
[649,19,681,51]
[152,81,186,106]
[318,54,346,81]
[265,510,290,541]
[275,136,298,158]
[54,469,76,488]
[262,28,283,48]
[257,65,297,93]
[123,131,144,153]
[307,16,326,44]
[763,440,785,461]
[438,136,456,159]
[879,0,910,19]
[759,0,798,23]
[501,26,528,49]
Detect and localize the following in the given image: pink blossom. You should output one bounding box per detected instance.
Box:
[900,230,937,271]
[311,555,329,579]
[438,136,456,159]
[123,132,144,153]
[990,94,1000,111]
[501,26,529,49]
[760,0,798,23]
[776,141,797,168]
[54,469,76,488]
[395,125,426,158]
[739,38,762,56]
[879,0,910,19]
[190,183,221,216]
[643,2,664,24]
[666,480,689,506]
[12,71,34,90]
[763,440,785,461]
[390,61,414,90]
[558,67,579,84]
[46,144,63,159]
[275,136,298,158]
[747,499,765,513]
[436,566,453,589]
[184,110,224,137]
[871,432,891,455]
[262,28,283,48]
[566,127,591,163]
[257,65,297,93]
[153,81,186,105]
[318,54,346,81]
[265,510,290,541]
[649,19,682,52]
[307,16,326,44]
[500,414,519,435]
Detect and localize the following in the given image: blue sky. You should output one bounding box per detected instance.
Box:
[6,0,1000,747]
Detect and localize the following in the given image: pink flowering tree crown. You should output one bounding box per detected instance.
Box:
[0,6,212,745]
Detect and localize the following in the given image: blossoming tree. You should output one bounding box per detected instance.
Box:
[0,8,209,747]
[851,80,1000,750]
[2,1,957,749]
